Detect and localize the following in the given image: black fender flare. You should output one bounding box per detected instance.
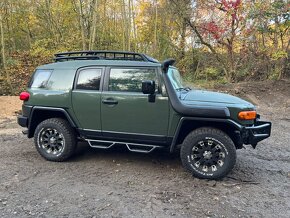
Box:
[27,106,77,137]
[170,117,243,152]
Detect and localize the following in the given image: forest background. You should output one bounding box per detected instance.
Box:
[0,0,289,95]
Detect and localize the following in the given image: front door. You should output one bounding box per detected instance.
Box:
[101,67,169,144]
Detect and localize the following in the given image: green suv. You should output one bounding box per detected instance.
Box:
[17,51,271,179]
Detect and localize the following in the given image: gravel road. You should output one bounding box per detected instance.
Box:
[0,81,289,217]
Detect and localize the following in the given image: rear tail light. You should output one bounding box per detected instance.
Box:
[238,111,257,120]
[20,92,30,101]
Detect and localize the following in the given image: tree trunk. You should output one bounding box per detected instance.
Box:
[0,12,6,70]
[128,0,132,51]
[179,18,186,59]
[0,11,13,92]
[45,0,59,43]
[154,0,158,53]
[100,0,107,49]
[121,0,126,50]
[226,43,235,82]
[131,0,137,50]
[89,0,98,50]
[72,0,87,50]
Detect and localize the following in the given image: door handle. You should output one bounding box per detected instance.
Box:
[102,98,118,105]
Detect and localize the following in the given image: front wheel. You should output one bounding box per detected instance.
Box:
[34,118,77,162]
[180,127,236,180]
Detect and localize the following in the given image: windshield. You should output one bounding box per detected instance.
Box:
[167,67,184,89]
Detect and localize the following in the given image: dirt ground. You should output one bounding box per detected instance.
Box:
[0,80,289,218]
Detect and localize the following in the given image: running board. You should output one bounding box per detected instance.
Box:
[86,139,162,153]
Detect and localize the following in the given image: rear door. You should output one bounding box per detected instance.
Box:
[72,67,104,135]
[101,67,169,144]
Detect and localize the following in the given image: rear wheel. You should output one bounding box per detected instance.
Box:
[34,118,77,162]
[180,127,236,180]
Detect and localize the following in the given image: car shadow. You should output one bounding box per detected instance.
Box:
[70,141,181,165]
[68,142,263,183]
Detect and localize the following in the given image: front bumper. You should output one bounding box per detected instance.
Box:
[241,120,272,148]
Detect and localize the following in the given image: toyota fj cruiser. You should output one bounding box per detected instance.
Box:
[17,51,271,179]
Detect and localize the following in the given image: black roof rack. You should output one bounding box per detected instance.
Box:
[54,50,159,63]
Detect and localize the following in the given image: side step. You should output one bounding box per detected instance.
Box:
[87,139,162,153]
[87,140,116,149]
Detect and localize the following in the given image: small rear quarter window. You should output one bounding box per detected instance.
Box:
[29,70,52,88]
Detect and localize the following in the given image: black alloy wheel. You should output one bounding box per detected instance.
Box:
[34,118,77,162]
[190,138,227,174]
[180,127,236,180]
[38,127,65,156]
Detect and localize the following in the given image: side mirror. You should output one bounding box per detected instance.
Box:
[142,80,155,95]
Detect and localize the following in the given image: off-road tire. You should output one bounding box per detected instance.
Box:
[180,127,236,180]
[34,118,77,162]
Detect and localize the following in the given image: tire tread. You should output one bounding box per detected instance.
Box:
[180,127,236,180]
[34,118,77,162]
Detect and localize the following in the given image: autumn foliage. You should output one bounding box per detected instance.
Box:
[0,0,289,95]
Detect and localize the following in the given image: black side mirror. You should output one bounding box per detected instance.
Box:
[142,80,155,95]
[142,80,156,103]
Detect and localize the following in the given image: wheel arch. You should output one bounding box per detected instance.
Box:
[170,117,243,152]
[27,106,77,138]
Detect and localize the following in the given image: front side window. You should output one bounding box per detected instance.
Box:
[29,70,52,88]
[109,68,157,92]
[76,69,102,90]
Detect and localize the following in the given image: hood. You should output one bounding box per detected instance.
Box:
[181,90,254,107]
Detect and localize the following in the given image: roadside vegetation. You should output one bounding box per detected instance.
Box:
[0,0,289,95]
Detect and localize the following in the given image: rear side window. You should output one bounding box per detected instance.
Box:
[76,69,102,90]
[29,70,52,88]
